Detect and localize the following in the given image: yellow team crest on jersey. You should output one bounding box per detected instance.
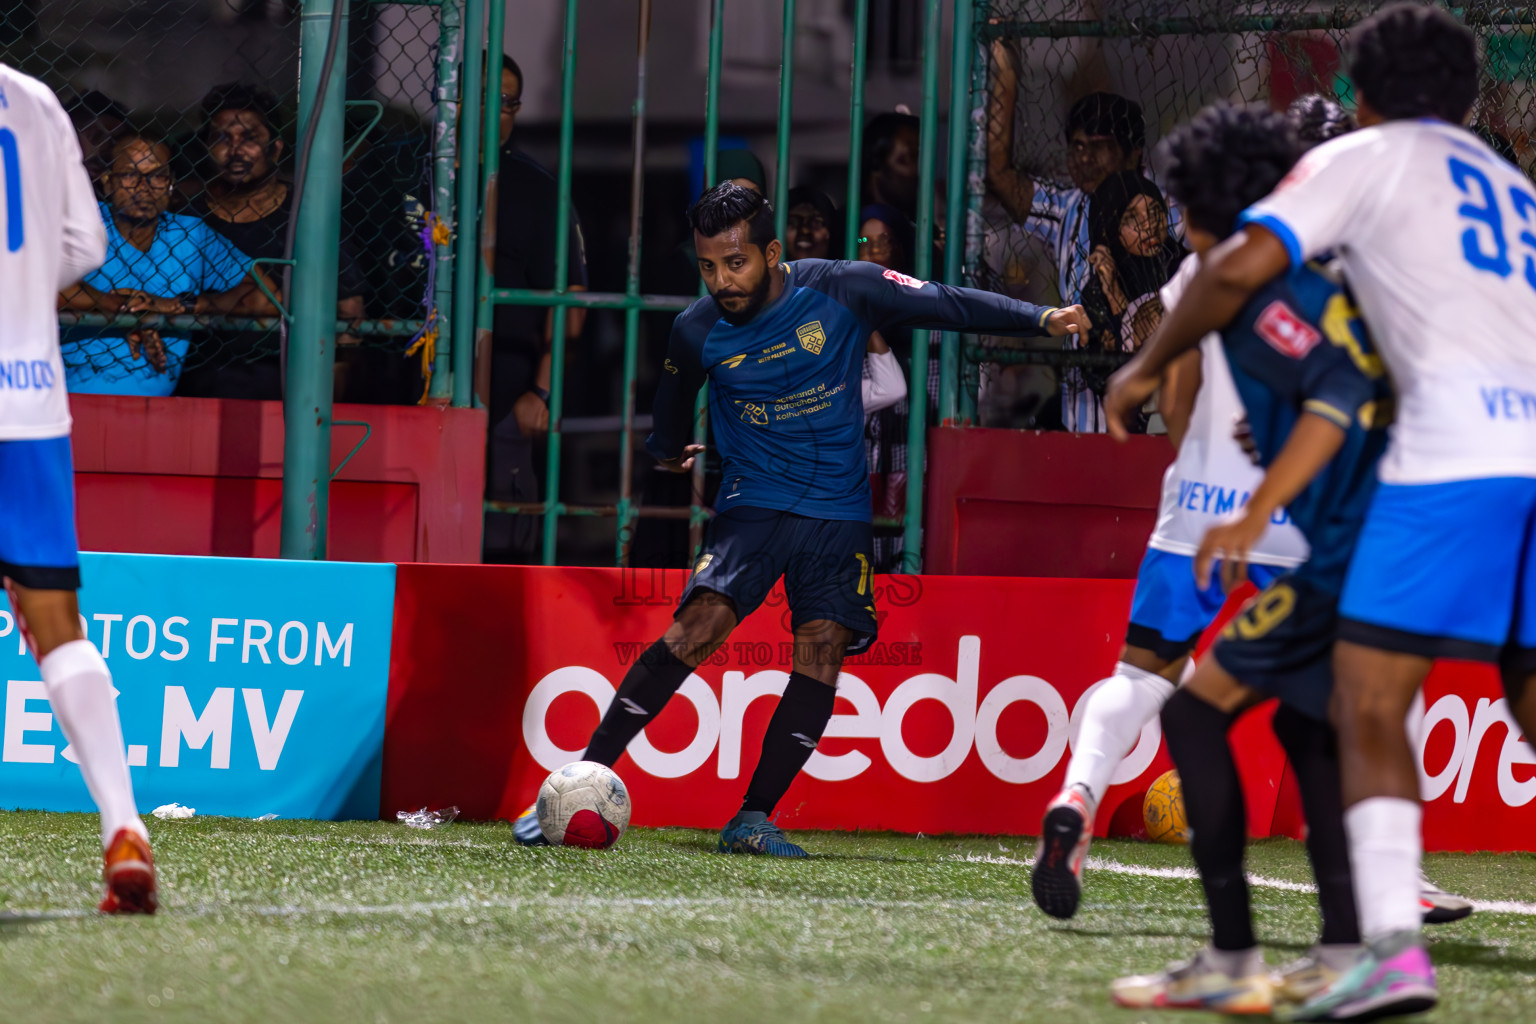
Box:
[721,353,747,369]
[740,402,769,426]
[796,321,826,355]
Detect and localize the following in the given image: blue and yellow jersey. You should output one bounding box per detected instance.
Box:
[1221,262,1392,593]
[647,259,1059,521]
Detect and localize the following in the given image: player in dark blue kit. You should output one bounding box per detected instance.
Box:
[515,182,1089,854]
[1110,104,1389,1014]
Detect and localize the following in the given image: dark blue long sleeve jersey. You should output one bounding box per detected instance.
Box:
[645,259,1060,521]
[1222,262,1392,593]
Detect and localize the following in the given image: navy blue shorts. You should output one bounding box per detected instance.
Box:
[0,438,81,590]
[681,505,878,655]
[1126,547,1286,661]
[1213,571,1337,721]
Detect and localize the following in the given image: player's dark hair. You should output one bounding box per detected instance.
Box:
[199,82,283,143]
[502,54,523,94]
[689,182,776,252]
[1286,94,1355,149]
[1347,3,1477,125]
[1159,103,1300,239]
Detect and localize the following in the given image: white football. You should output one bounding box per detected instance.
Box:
[536,761,631,848]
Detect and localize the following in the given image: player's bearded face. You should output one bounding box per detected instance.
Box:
[698,228,775,326]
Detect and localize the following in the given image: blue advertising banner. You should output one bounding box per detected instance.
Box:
[0,553,396,820]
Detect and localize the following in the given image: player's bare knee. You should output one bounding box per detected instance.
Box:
[5,583,84,660]
[666,591,738,665]
[791,619,851,685]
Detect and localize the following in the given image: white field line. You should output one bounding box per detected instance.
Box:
[946,852,1536,916]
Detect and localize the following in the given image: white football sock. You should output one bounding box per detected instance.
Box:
[40,640,147,848]
[1344,797,1423,941]
[1064,662,1175,804]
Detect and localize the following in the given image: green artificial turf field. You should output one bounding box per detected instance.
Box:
[1,812,1532,1023]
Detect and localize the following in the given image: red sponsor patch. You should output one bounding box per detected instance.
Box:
[882,268,927,289]
[1254,300,1321,359]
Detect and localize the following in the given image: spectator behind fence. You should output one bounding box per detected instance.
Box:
[479,54,588,563]
[785,186,839,261]
[987,41,1154,430]
[177,83,367,400]
[1070,171,1182,433]
[66,90,127,198]
[862,111,921,221]
[57,135,276,396]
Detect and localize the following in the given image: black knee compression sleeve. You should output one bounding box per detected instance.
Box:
[583,639,693,767]
[1272,704,1360,946]
[1162,688,1253,951]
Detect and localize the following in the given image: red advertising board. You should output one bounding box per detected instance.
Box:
[381,566,1533,852]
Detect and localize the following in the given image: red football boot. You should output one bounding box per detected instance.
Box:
[98,827,158,915]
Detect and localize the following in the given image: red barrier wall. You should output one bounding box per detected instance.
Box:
[381,565,1287,841]
[923,428,1173,577]
[381,565,1534,851]
[69,395,486,563]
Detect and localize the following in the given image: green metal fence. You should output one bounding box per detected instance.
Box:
[476,0,966,572]
[16,2,1534,566]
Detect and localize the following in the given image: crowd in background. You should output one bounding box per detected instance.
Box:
[51,43,1536,567]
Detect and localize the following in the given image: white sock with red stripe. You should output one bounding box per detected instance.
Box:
[1064,662,1175,805]
[1345,796,1423,941]
[39,640,147,848]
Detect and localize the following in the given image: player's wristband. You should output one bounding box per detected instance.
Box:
[532,386,551,405]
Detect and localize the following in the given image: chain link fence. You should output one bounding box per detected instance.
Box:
[1,0,451,403]
[968,1,1536,430]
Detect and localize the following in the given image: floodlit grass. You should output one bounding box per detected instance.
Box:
[1,812,1533,1023]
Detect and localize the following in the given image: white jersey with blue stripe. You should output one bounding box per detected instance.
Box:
[1243,119,1536,485]
[0,65,107,440]
[1148,255,1310,567]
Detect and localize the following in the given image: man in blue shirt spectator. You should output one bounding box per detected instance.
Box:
[57,134,275,396]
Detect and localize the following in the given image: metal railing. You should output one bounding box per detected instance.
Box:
[473,0,962,569]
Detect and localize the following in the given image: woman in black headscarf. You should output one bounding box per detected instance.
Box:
[1065,170,1183,432]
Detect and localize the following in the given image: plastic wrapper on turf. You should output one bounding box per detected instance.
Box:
[396,806,459,830]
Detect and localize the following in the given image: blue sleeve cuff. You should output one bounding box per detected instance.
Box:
[1238,210,1304,269]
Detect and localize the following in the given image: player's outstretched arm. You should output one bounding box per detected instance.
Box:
[837,260,1089,340]
[1103,225,1290,440]
[1194,411,1345,593]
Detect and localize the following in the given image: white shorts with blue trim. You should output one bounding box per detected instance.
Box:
[1339,477,1536,664]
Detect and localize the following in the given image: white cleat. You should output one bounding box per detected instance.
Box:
[1419,871,1473,924]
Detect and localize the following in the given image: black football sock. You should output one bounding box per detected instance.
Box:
[1272,704,1361,946]
[1162,688,1255,952]
[582,639,693,767]
[739,672,836,817]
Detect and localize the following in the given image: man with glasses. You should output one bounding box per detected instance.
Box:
[57,134,274,395]
[479,54,588,563]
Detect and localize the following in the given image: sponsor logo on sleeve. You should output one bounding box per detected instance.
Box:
[1254,301,1321,359]
[881,268,927,289]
